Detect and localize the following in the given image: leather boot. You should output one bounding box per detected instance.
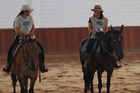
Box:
[114,62,122,69]
[40,65,48,73]
[83,54,92,70]
[39,53,48,73]
[3,65,10,73]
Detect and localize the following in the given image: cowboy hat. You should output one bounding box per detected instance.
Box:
[21,4,33,11]
[91,5,103,12]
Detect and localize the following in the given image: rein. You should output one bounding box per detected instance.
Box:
[21,44,27,67]
[99,34,122,61]
[21,42,38,69]
[100,42,118,59]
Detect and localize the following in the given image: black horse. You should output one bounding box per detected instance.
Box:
[79,25,124,93]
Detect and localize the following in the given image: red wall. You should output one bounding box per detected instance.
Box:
[0,26,140,55]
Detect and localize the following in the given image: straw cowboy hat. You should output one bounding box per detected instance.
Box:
[21,4,33,11]
[91,5,103,12]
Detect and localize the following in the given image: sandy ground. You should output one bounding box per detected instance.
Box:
[0,52,140,93]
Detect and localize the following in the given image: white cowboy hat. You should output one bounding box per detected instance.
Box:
[21,4,33,11]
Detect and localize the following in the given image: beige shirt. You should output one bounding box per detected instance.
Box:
[89,16,108,38]
[14,15,34,33]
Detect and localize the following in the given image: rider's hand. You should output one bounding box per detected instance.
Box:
[96,32,104,36]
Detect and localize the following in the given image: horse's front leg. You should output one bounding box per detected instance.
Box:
[24,78,28,93]
[90,69,96,93]
[106,69,113,93]
[29,76,37,93]
[18,75,25,93]
[97,69,103,93]
[11,73,17,93]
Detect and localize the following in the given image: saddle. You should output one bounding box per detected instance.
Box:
[82,32,104,54]
[11,42,23,62]
[82,41,98,54]
[11,42,42,63]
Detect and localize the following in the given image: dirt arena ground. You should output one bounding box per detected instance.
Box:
[0,52,140,93]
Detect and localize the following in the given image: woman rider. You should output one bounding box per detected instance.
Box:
[3,4,48,73]
[84,5,121,68]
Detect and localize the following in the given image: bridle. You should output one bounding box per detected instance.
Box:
[100,33,123,61]
[21,42,38,70]
[111,33,124,51]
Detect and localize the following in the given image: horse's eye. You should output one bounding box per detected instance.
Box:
[114,40,116,42]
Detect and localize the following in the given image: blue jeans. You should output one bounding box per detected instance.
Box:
[86,37,95,53]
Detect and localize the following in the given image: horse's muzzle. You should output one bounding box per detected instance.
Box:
[118,53,124,60]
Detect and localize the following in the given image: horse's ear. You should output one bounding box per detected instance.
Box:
[34,33,38,41]
[120,25,123,33]
[36,33,38,40]
[110,25,114,36]
[110,25,114,31]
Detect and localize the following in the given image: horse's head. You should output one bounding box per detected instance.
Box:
[110,25,124,61]
[22,35,39,71]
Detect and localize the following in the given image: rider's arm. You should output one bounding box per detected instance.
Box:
[15,27,29,36]
[29,24,35,35]
[104,24,108,33]
[88,23,96,34]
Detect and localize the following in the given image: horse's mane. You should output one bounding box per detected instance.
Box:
[101,31,111,42]
[102,30,121,42]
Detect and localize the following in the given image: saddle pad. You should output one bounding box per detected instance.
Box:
[82,43,87,53]
[91,41,98,54]
[13,42,23,58]
[82,42,98,54]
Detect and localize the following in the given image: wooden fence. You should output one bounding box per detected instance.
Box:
[0,26,140,56]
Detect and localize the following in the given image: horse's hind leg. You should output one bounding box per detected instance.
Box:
[83,70,90,93]
[106,69,113,93]
[83,69,95,93]
[84,75,88,93]
[11,73,17,93]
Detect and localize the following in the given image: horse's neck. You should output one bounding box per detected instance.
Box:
[101,34,113,53]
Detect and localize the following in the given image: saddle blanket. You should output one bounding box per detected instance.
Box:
[82,42,98,54]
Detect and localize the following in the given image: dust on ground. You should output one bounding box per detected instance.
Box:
[0,52,140,93]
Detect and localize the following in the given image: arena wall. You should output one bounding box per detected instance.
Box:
[0,0,140,55]
[0,26,140,56]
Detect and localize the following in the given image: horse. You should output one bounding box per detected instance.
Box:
[79,25,124,93]
[11,35,40,93]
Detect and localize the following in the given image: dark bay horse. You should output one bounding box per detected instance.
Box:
[80,25,124,93]
[11,35,40,93]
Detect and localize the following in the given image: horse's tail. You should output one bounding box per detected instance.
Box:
[39,69,41,83]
